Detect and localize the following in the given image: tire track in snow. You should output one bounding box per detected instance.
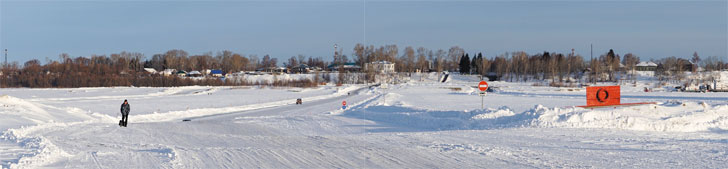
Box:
[91,152,102,169]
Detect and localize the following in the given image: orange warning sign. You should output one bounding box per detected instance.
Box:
[586,86,620,107]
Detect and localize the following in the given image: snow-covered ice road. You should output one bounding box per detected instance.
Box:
[3,84,727,168]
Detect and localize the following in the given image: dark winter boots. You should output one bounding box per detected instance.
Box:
[119,115,128,127]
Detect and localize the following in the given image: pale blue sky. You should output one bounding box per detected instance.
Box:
[1,0,726,64]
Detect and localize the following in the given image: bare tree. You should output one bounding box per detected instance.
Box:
[402,46,415,72]
[447,46,464,71]
[416,47,429,72]
[511,51,528,81]
[691,52,700,72]
[248,55,259,70]
[435,49,446,72]
[701,56,723,71]
[589,58,601,83]
[231,53,248,72]
[297,54,306,65]
[622,53,639,82]
[285,56,298,68]
[354,43,366,67]
[164,49,189,70]
[261,55,271,68]
[384,45,398,62]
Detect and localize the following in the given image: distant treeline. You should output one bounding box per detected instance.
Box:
[350,44,726,84]
[0,51,323,88]
[1,45,726,88]
[0,57,233,88]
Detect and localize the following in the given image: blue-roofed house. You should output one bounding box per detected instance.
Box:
[211,70,224,77]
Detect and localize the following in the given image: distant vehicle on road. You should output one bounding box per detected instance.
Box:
[296,98,302,105]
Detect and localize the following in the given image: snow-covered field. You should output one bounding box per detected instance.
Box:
[1,73,727,168]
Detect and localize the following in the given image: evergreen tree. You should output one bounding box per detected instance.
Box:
[458,54,464,74]
[477,53,484,75]
[607,49,616,61]
[459,54,466,74]
[460,54,470,74]
[471,54,478,74]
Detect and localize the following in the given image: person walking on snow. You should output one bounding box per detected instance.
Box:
[120,100,130,127]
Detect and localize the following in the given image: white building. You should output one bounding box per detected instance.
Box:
[188,71,202,77]
[635,61,658,71]
[365,61,395,74]
[161,69,176,76]
[714,71,728,91]
[143,68,157,74]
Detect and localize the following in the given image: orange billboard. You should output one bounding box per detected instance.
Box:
[585,86,621,107]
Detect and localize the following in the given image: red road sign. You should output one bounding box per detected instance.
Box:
[342,101,347,106]
[478,81,489,92]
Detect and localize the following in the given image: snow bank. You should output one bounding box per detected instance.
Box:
[535,102,728,132]
[345,100,728,132]
[3,135,73,169]
[0,95,109,169]
[0,95,54,128]
[0,95,99,130]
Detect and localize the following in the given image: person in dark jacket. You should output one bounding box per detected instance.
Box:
[120,100,130,127]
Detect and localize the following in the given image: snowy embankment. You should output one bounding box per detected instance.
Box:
[534,102,728,132]
[0,95,102,168]
[345,94,728,132]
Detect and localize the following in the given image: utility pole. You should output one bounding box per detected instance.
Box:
[334,44,338,64]
[590,44,593,84]
[4,49,7,67]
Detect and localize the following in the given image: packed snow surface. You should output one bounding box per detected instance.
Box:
[1,73,728,168]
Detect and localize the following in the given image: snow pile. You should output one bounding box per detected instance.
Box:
[333,85,361,96]
[535,102,728,132]
[471,108,516,119]
[0,95,54,129]
[446,74,482,83]
[408,72,442,83]
[346,98,728,132]
[0,95,97,130]
[3,135,73,169]
[0,96,107,169]
[447,85,477,95]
